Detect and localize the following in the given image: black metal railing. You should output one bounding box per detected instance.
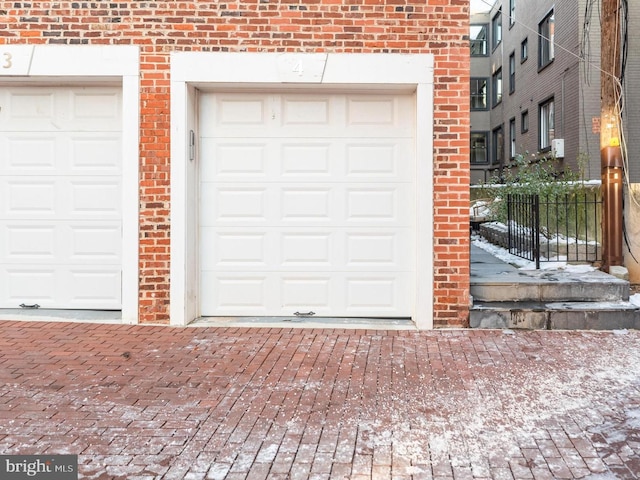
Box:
[507,193,602,269]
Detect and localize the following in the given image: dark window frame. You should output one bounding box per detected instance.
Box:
[492,68,503,107]
[492,125,505,166]
[470,24,489,56]
[471,77,489,111]
[492,9,502,51]
[521,110,529,133]
[509,117,516,159]
[521,37,528,62]
[471,131,490,165]
[538,10,555,70]
[539,97,555,151]
[509,0,515,27]
[509,52,516,94]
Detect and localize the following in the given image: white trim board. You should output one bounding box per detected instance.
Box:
[170,52,434,329]
[0,45,140,324]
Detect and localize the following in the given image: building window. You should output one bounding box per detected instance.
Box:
[509,52,516,94]
[470,24,488,56]
[521,37,528,62]
[539,98,555,150]
[492,126,504,166]
[492,9,502,50]
[471,78,488,110]
[521,110,529,133]
[492,68,502,106]
[471,132,489,164]
[539,10,555,69]
[509,118,516,159]
[509,0,515,26]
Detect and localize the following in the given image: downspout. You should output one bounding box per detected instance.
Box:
[560,63,578,139]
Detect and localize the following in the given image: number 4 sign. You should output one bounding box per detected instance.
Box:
[276,54,327,83]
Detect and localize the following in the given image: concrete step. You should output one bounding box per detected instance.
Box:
[470,300,640,330]
[470,269,629,303]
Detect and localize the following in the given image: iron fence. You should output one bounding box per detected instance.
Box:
[507,192,602,269]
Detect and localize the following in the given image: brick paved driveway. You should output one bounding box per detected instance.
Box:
[0,321,639,479]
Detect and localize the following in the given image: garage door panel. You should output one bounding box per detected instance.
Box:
[281,188,332,221]
[66,268,121,307]
[217,98,268,125]
[4,225,56,260]
[200,95,269,132]
[201,186,268,224]
[0,88,122,132]
[70,180,121,218]
[2,177,121,220]
[70,91,121,124]
[281,143,332,178]
[347,96,415,130]
[203,184,410,226]
[69,225,121,261]
[3,135,57,172]
[281,276,331,310]
[346,186,411,225]
[201,141,268,181]
[347,97,395,125]
[4,179,57,217]
[201,93,413,139]
[202,273,268,314]
[344,140,413,180]
[201,228,268,269]
[202,139,412,184]
[4,268,57,304]
[346,230,410,269]
[2,222,121,264]
[345,275,409,314]
[202,227,409,272]
[0,266,121,309]
[5,91,55,129]
[69,135,121,174]
[1,133,121,175]
[281,233,331,267]
[281,97,330,125]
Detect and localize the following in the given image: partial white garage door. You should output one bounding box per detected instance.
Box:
[199,92,415,317]
[0,86,122,309]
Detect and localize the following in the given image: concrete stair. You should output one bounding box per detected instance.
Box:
[470,245,640,330]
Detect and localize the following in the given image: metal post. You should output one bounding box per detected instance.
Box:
[600,0,623,273]
[533,194,540,270]
[602,146,624,271]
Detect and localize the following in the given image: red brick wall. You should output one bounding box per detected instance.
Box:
[1,0,470,328]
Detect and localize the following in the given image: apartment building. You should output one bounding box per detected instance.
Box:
[471,0,640,282]
[470,0,602,184]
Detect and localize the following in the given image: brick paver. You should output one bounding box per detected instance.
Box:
[0,322,639,479]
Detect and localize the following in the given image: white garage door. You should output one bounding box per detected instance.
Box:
[199,92,415,317]
[0,86,122,309]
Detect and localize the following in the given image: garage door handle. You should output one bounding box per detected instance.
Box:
[294,311,315,317]
[19,303,40,309]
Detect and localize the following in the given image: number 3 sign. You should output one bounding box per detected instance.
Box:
[0,46,34,76]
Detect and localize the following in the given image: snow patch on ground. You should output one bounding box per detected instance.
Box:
[340,331,640,475]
